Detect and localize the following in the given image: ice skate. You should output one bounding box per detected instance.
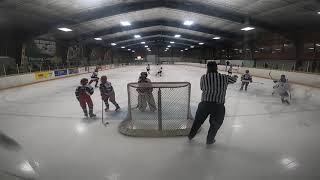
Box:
[188,134,194,141]
[89,113,96,118]
[206,139,216,145]
[104,105,110,112]
[83,108,88,117]
[285,100,290,105]
[115,106,121,112]
[89,108,96,118]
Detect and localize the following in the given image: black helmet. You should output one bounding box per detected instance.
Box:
[80,78,88,85]
[140,72,148,78]
[246,70,249,73]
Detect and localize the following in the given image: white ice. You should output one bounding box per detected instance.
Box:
[0,64,320,180]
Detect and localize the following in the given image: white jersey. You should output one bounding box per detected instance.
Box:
[274,82,290,97]
[91,72,99,80]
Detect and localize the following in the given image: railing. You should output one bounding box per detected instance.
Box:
[0,61,150,77]
[205,60,320,75]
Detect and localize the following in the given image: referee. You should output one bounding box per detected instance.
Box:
[188,61,238,144]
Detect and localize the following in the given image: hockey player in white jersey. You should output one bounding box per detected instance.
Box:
[272,75,291,104]
[240,70,252,91]
[89,68,99,88]
[136,72,157,112]
[156,67,163,77]
[146,64,151,74]
[99,76,120,111]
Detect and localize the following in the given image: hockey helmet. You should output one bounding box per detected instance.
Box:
[101,75,107,83]
[140,72,148,78]
[280,75,287,83]
[80,78,88,85]
[245,70,249,73]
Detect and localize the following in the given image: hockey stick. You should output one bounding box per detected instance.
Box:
[251,82,264,84]
[268,71,274,80]
[102,99,109,126]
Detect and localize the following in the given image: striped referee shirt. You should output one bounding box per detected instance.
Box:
[200,72,237,104]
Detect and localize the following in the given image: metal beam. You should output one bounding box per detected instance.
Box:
[61,0,281,33]
[80,19,240,41]
[123,41,191,49]
[101,30,216,44]
[108,36,205,48]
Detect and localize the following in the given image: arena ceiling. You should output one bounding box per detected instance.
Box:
[1,0,320,49]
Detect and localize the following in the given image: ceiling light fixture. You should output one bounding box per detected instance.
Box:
[183,20,194,26]
[58,27,72,32]
[111,43,117,46]
[141,42,146,44]
[199,42,204,45]
[170,41,175,44]
[190,46,194,48]
[213,37,221,40]
[167,45,171,47]
[174,34,181,38]
[121,46,125,49]
[128,49,131,51]
[145,45,148,48]
[94,37,102,41]
[120,21,131,26]
[134,35,141,38]
[241,27,255,31]
[180,50,184,52]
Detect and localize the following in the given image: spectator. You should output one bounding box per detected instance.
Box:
[264,62,269,69]
[311,61,317,72]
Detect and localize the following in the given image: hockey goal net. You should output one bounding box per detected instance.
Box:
[119,82,194,137]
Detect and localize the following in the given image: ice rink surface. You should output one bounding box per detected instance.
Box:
[0,65,320,180]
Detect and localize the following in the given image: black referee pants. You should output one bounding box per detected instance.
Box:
[189,102,225,141]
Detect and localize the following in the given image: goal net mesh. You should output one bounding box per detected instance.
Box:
[119,82,194,137]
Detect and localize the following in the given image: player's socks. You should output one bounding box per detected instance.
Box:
[83,108,88,117]
[89,108,96,117]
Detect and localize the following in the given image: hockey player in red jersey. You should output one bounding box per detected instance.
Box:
[89,68,99,88]
[99,75,120,112]
[75,78,96,117]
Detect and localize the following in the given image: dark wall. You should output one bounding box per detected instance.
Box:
[0,37,23,64]
[224,31,320,61]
